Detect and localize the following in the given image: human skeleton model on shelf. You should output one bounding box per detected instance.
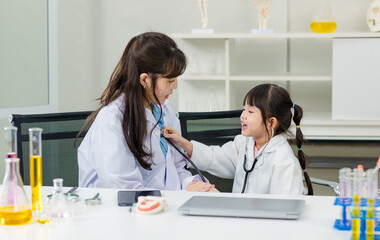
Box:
[198,0,208,29]
[253,0,272,30]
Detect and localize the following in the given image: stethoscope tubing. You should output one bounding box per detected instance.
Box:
[165,138,207,183]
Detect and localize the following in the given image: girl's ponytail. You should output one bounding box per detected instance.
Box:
[292,104,313,195]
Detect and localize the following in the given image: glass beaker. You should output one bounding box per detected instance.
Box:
[0,158,32,225]
[49,178,70,219]
[29,128,43,212]
[4,127,17,159]
[310,0,337,33]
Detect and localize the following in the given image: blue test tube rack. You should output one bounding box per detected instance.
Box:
[334,197,380,239]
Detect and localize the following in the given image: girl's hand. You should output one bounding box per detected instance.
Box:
[185,180,215,192]
[162,126,182,145]
[163,126,193,156]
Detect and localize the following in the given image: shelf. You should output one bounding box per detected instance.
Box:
[180,75,226,81]
[230,74,331,82]
[170,32,380,39]
[181,74,331,82]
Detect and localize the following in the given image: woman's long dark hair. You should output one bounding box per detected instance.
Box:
[243,84,313,195]
[79,32,186,170]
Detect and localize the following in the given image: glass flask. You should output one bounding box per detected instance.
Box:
[0,158,32,225]
[310,0,337,33]
[29,127,43,212]
[4,126,17,159]
[49,178,70,219]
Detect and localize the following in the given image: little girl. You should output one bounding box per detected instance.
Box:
[164,83,313,195]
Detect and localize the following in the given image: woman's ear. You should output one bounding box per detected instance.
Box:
[139,73,151,88]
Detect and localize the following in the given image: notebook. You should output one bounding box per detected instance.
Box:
[178,196,305,220]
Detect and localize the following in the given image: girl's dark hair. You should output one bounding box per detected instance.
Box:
[79,32,186,170]
[243,83,313,195]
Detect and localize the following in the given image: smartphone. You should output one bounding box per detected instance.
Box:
[117,190,161,206]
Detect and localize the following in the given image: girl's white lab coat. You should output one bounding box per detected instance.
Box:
[191,133,304,195]
[78,94,196,190]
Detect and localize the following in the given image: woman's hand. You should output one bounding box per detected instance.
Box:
[186,180,218,192]
[163,126,193,156]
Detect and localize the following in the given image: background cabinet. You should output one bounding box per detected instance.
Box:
[171,33,380,140]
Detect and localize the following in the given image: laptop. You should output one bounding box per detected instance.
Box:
[178,196,305,220]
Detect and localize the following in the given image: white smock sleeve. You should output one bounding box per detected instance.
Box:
[190,135,245,179]
[92,115,144,189]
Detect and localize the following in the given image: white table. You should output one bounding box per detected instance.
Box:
[0,187,353,240]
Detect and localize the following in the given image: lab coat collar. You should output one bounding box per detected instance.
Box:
[246,133,288,162]
[114,93,169,126]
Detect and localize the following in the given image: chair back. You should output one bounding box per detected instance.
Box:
[9,111,92,187]
[177,110,242,192]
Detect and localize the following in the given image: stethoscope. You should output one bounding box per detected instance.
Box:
[241,127,274,193]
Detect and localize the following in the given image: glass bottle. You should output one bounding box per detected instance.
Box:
[310,0,337,33]
[0,158,32,225]
[207,86,219,112]
[29,128,43,212]
[4,126,17,159]
[49,178,70,219]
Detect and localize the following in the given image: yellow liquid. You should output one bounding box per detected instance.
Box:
[30,156,43,211]
[0,206,32,225]
[310,21,337,33]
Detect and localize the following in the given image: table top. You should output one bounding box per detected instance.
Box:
[0,186,353,240]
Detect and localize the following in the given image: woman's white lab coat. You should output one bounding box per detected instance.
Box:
[191,133,304,195]
[78,94,195,190]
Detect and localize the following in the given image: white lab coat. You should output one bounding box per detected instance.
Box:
[78,94,196,190]
[191,133,304,195]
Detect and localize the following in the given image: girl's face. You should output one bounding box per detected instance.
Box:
[240,103,269,141]
[152,76,178,104]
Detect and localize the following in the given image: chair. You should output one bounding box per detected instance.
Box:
[178,110,242,192]
[178,110,340,196]
[9,111,92,187]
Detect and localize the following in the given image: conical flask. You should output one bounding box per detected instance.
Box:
[0,158,32,225]
[310,0,337,33]
[49,178,70,219]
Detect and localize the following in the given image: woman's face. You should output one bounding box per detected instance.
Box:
[146,76,178,104]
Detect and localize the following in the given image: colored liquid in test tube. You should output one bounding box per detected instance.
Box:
[29,128,43,212]
[353,165,364,205]
[366,168,378,206]
[4,127,17,158]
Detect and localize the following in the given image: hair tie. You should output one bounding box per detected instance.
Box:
[298,148,302,151]
[296,125,300,128]
[303,169,306,173]
[292,104,295,109]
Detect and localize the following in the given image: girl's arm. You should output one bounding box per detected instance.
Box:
[164,126,244,179]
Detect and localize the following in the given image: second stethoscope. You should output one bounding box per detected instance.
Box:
[241,128,273,193]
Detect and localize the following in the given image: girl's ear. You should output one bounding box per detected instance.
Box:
[139,73,151,88]
[267,117,278,130]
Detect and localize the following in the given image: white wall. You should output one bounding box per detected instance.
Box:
[0,0,375,180]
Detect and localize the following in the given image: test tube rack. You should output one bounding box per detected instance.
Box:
[334,197,380,240]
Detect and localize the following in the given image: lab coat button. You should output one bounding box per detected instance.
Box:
[155,130,161,136]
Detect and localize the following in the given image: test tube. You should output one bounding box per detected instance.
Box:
[353,165,364,205]
[339,168,351,199]
[4,126,17,158]
[366,168,378,206]
[29,128,43,212]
